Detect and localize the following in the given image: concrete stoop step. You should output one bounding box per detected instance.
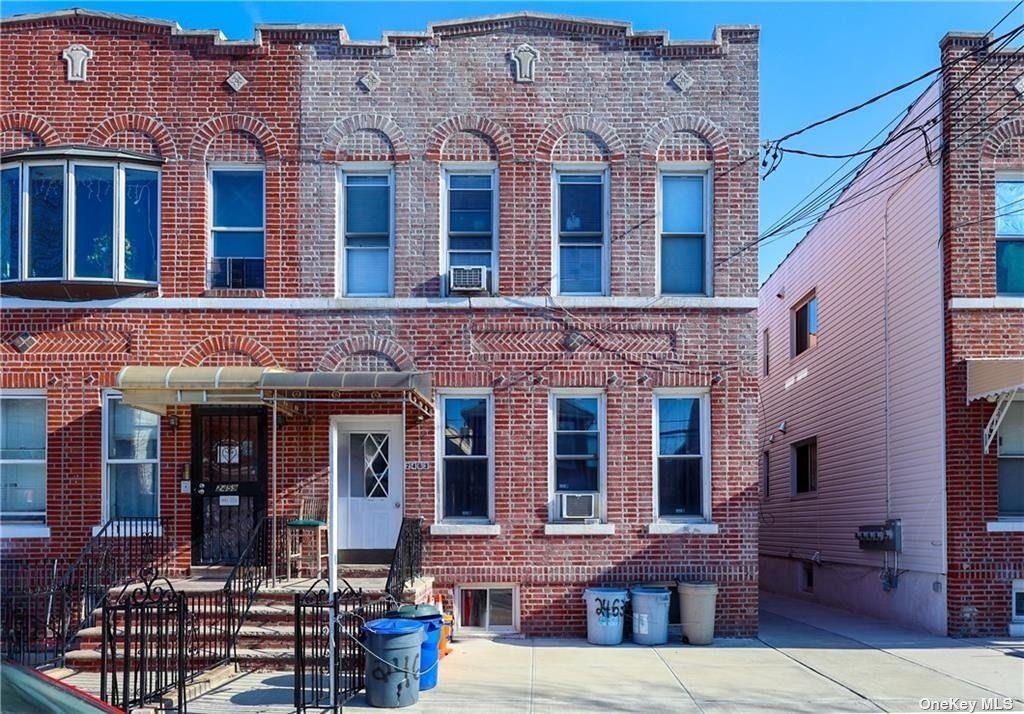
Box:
[107,663,242,713]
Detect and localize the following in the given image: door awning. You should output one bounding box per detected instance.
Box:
[116,366,280,414]
[966,359,1024,402]
[260,371,433,417]
[115,366,434,417]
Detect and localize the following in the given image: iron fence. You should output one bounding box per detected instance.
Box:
[293,582,392,713]
[100,568,187,713]
[385,517,423,602]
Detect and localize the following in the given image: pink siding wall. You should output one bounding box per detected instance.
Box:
[758,82,946,633]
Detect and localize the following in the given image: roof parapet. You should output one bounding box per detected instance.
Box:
[0,7,757,56]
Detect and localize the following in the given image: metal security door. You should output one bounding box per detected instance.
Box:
[191,407,267,565]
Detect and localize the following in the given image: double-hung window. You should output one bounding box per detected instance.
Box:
[341,171,392,296]
[209,167,264,289]
[793,293,818,356]
[792,438,818,495]
[555,171,607,295]
[996,178,1024,295]
[654,393,710,521]
[660,171,710,295]
[445,170,496,294]
[0,393,46,524]
[551,393,605,521]
[439,393,492,521]
[104,394,159,519]
[998,401,1024,519]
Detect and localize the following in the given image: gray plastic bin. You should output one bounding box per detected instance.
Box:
[362,618,426,708]
[677,582,718,645]
[630,586,671,645]
[583,587,629,645]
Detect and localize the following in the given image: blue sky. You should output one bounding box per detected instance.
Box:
[3,1,1017,280]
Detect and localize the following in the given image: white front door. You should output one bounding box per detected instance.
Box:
[334,416,404,550]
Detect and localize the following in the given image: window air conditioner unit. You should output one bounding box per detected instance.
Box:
[560,492,597,520]
[449,265,488,293]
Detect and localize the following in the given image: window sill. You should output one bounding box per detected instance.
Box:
[949,297,1024,310]
[430,523,501,536]
[92,522,163,537]
[986,521,1024,533]
[647,522,719,535]
[0,524,50,539]
[202,288,265,298]
[544,523,615,536]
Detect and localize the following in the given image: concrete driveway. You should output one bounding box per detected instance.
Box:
[185,594,1024,713]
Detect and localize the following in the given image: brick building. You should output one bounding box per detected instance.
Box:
[758,31,1023,637]
[0,9,760,638]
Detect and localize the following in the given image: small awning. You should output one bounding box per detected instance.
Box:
[966,359,1024,402]
[116,366,279,414]
[260,371,433,417]
[115,366,434,418]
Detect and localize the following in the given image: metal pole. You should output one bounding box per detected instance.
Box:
[272,398,278,585]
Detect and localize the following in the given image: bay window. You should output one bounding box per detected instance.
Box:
[0,148,160,297]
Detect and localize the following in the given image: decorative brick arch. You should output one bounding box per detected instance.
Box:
[982,116,1024,160]
[535,116,625,162]
[89,114,176,158]
[426,115,515,162]
[179,336,280,368]
[190,115,281,161]
[321,114,409,162]
[0,112,60,146]
[316,336,416,373]
[641,115,728,161]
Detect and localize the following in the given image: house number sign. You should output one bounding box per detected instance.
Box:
[406,461,432,471]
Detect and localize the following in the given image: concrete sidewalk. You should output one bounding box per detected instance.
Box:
[177,594,1024,713]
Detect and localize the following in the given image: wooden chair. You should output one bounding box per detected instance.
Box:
[286,495,328,580]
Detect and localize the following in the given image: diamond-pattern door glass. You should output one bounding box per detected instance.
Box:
[349,433,389,499]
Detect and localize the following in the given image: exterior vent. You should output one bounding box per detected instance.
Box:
[559,492,597,520]
[449,266,488,293]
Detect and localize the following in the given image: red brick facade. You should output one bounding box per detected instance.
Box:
[0,10,759,636]
[940,34,1024,637]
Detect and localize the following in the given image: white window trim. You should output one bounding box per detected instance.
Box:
[996,173,1024,298]
[551,165,610,297]
[336,164,395,298]
[790,290,818,358]
[656,163,713,297]
[5,160,161,285]
[435,389,495,525]
[454,583,519,635]
[1011,580,1024,637]
[207,164,266,289]
[102,390,160,522]
[440,162,499,296]
[548,389,607,524]
[0,390,47,527]
[651,389,712,525]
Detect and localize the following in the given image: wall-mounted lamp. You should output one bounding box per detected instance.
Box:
[776,287,785,299]
[777,421,787,434]
[167,415,180,430]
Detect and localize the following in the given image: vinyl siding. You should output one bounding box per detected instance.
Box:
[758,81,945,576]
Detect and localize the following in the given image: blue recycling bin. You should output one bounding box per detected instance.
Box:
[385,604,443,690]
[362,618,425,708]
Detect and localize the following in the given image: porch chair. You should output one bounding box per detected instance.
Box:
[286,495,329,580]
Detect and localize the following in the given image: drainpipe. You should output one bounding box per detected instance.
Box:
[272,398,278,585]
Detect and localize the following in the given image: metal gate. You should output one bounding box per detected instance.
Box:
[101,568,187,713]
[191,407,267,565]
[293,581,391,712]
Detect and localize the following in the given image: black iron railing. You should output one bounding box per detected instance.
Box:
[385,517,423,602]
[0,517,167,668]
[223,514,270,653]
[101,568,187,713]
[293,582,391,713]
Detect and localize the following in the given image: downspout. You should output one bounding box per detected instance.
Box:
[271,398,278,585]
